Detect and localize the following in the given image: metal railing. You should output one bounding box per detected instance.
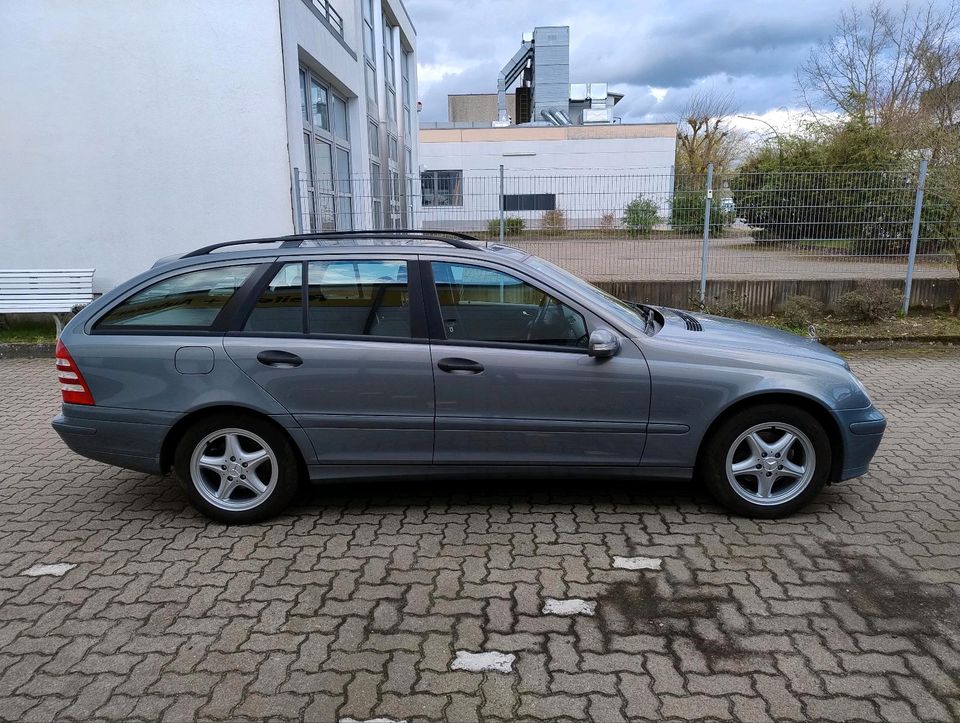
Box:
[292,159,956,314]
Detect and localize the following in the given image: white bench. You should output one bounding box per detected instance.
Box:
[0,269,95,337]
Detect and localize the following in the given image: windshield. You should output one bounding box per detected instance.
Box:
[524,256,651,334]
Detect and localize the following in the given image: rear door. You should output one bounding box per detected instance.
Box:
[423,258,650,466]
[223,255,435,464]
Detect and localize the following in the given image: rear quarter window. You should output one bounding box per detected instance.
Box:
[96,265,257,329]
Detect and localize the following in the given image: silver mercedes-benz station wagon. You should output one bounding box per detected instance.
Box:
[52,230,886,523]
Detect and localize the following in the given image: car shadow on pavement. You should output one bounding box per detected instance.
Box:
[288,474,711,513]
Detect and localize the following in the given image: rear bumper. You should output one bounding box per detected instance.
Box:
[52,405,175,475]
[832,406,887,481]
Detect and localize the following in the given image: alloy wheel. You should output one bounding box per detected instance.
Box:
[189,428,278,512]
[724,422,816,506]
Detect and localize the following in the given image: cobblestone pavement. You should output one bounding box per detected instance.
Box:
[1,351,959,722]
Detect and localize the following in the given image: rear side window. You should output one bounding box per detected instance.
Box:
[307,260,410,337]
[242,259,411,338]
[97,265,256,329]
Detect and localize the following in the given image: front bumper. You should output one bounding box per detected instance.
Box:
[52,404,175,475]
[831,406,887,481]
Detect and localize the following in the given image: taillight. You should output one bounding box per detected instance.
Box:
[55,340,95,405]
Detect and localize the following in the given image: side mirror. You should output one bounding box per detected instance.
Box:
[588,328,620,358]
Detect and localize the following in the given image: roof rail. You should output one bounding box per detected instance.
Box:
[181,229,481,258]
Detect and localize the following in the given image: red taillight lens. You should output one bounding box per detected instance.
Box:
[55,340,95,405]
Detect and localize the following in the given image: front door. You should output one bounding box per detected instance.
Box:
[224,256,434,464]
[425,260,650,465]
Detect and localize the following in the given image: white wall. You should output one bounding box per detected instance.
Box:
[418,132,677,231]
[0,0,293,292]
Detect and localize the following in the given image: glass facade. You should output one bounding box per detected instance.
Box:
[292,1,415,232]
[300,67,352,231]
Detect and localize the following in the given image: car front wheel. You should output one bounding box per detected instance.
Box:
[173,413,300,523]
[701,404,832,518]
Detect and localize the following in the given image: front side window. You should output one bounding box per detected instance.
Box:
[98,265,256,329]
[432,262,587,348]
[421,170,463,207]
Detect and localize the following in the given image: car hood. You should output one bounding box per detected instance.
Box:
[655,308,848,367]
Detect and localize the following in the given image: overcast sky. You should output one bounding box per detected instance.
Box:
[405,0,941,133]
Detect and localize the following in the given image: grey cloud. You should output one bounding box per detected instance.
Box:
[406,0,953,123]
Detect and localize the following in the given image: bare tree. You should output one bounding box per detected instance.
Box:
[675,87,745,176]
[798,1,960,127]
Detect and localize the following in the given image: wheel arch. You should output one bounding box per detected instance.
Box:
[695,391,844,481]
[160,404,308,477]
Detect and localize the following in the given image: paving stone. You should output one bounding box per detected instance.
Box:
[450,649,515,673]
[1,352,959,721]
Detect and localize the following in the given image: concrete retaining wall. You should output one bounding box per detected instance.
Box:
[596,277,957,315]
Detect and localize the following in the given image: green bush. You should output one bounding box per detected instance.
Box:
[834,281,901,321]
[781,295,824,328]
[670,189,725,236]
[486,216,525,236]
[693,293,749,319]
[622,198,660,234]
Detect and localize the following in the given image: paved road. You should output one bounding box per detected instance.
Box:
[506,237,953,282]
[1,351,958,722]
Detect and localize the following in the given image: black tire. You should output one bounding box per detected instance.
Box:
[699,403,831,518]
[173,412,301,524]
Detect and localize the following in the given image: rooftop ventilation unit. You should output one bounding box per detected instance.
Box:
[497,26,570,125]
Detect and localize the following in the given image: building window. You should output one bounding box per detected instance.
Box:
[299,69,309,124]
[365,63,378,108]
[382,17,396,85]
[370,160,383,228]
[333,95,348,141]
[405,146,414,224]
[382,18,397,127]
[421,170,463,207]
[362,0,375,58]
[310,78,329,131]
[386,86,397,122]
[388,135,399,162]
[502,194,556,212]
[361,0,377,108]
[401,50,413,136]
[301,67,352,231]
[368,120,380,156]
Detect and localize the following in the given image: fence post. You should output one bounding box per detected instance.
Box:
[699,163,714,305]
[498,164,505,247]
[292,167,304,234]
[902,151,931,316]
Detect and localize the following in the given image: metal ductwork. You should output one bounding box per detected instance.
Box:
[497,40,533,124]
[497,26,570,126]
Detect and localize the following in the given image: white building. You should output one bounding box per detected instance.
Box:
[418,124,677,232]
[415,26,677,233]
[0,0,418,292]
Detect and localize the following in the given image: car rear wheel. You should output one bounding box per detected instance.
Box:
[173,413,300,523]
[701,404,831,518]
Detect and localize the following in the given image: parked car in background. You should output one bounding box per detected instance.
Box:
[52,231,886,523]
